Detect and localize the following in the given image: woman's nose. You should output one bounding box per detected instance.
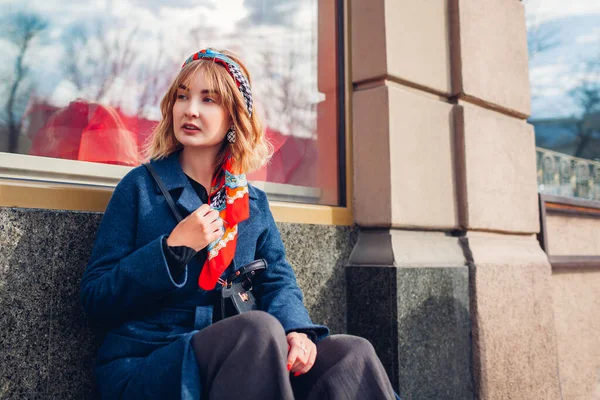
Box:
[185,101,200,118]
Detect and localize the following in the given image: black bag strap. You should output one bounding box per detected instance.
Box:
[143,162,183,222]
[227,259,267,283]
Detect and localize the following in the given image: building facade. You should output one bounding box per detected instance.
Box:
[1,0,599,399]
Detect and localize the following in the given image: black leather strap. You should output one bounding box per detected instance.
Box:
[143,163,183,222]
[227,259,267,283]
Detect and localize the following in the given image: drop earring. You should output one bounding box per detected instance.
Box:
[226,125,236,143]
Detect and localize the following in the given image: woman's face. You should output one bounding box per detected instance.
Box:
[172,70,230,150]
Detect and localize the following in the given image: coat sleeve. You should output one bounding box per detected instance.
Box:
[80,185,187,328]
[254,195,329,341]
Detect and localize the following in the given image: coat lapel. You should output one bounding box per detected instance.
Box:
[176,184,203,216]
[149,150,204,216]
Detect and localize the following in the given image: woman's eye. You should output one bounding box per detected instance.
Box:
[177,94,188,100]
[204,97,215,103]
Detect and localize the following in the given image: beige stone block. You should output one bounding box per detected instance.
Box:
[545,214,600,256]
[353,82,458,229]
[351,0,452,94]
[390,230,465,267]
[353,84,392,227]
[456,103,539,233]
[551,270,600,400]
[450,0,531,115]
[351,0,386,81]
[465,232,561,399]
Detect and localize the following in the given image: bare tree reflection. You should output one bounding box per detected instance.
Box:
[255,42,316,138]
[62,21,177,118]
[63,21,138,103]
[569,55,600,159]
[2,12,47,153]
[135,41,173,117]
[526,14,560,61]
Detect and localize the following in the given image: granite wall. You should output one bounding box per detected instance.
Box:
[0,207,355,399]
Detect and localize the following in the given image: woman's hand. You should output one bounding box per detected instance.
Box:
[166,204,223,251]
[286,332,317,376]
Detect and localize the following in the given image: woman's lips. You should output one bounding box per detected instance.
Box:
[181,123,200,134]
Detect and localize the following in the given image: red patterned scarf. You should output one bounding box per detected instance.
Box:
[199,156,249,290]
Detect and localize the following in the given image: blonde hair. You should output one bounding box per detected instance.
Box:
[144,49,272,174]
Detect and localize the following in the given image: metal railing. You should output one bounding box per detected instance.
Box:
[536,147,600,201]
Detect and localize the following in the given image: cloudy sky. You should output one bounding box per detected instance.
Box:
[525,0,600,23]
[524,0,600,120]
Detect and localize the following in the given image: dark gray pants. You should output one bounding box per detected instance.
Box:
[191,310,395,400]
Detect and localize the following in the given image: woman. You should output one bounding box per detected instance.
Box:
[81,48,397,399]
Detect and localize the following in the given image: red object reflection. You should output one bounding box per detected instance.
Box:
[28,100,153,166]
[26,99,317,187]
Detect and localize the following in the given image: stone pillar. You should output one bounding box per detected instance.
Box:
[347,0,561,399]
[450,0,561,398]
[348,1,472,398]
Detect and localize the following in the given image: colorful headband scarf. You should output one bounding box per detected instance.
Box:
[182,49,251,290]
[182,48,253,116]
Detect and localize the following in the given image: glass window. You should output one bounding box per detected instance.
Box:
[0,0,344,206]
[525,0,600,200]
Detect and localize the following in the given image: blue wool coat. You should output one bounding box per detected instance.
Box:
[81,151,329,399]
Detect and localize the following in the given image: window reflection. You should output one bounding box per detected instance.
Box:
[0,0,342,205]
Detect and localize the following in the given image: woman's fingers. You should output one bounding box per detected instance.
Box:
[286,342,302,372]
[211,219,224,240]
[206,209,220,222]
[286,333,314,375]
[198,208,222,235]
[292,342,315,375]
[297,345,317,375]
[192,205,217,222]
[286,333,303,370]
[169,205,224,250]
[196,204,211,216]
